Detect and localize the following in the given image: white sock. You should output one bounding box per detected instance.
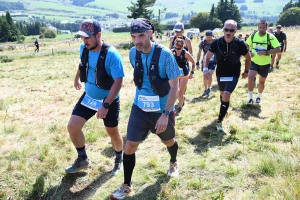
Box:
[257,93,261,98]
[249,91,253,99]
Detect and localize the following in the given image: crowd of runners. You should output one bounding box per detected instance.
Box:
[64,18,287,199]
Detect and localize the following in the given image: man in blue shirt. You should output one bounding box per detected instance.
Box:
[65,19,124,175]
[110,18,181,200]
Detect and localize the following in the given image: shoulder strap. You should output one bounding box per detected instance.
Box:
[150,44,163,69]
[202,39,206,51]
[81,47,89,66]
[251,30,257,42]
[96,42,111,70]
[135,49,142,67]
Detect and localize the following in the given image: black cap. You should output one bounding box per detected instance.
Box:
[77,19,101,37]
[130,18,154,34]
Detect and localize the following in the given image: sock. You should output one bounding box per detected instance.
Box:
[249,91,253,99]
[123,153,135,186]
[115,150,123,161]
[76,146,87,159]
[257,93,261,98]
[218,100,230,122]
[167,141,178,163]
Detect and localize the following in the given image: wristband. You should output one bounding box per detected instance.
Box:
[196,61,199,65]
[203,67,208,72]
[244,70,249,73]
[265,50,269,56]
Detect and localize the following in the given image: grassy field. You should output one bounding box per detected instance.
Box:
[0,29,300,199]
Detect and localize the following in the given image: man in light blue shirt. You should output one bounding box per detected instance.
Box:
[110,18,181,200]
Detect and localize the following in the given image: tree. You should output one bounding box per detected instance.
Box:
[127,0,155,19]
[209,4,215,18]
[190,12,222,31]
[281,0,300,13]
[277,7,300,26]
[216,0,243,29]
[5,11,20,41]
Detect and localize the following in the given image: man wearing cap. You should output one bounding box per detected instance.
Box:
[169,22,193,55]
[271,24,287,68]
[196,30,217,97]
[65,19,125,175]
[110,18,181,200]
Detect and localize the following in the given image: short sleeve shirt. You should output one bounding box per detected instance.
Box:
[79,43,125,100]
[209,37,248,77]
[246,33,280,65]
[199,39,216,63]
[129,43,181,113]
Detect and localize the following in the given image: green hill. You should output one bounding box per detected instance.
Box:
[1,0,293,26]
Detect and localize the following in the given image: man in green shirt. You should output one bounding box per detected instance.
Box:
[246,20,280,105]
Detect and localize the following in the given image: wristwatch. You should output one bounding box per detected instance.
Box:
[244,70,249,73]
[191,71,194,74]
[196,61,200,66]
[102,102,110,109]
[162,110,171,116]
[265,50,269,55]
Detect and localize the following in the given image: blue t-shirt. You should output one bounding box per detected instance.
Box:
[80,43,125,100]
[129,43,181,113]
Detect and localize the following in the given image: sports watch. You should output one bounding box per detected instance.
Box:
[162,110,171,116]
[102,102,110,109]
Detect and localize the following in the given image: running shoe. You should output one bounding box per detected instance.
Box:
[65,157,91,173]
[110,184,134,200]
[247,99,254,105]
[256,97,261,104]
[111,158,122,175]
[167,162,179,177]
[216,121,223,132]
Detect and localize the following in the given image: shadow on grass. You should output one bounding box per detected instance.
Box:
[34,171,113,200]
[186,120,235,153]
[126,174,170,200]
[232,103,263,120]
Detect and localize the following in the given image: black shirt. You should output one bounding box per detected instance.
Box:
[209,37,248,77]
[274,31,287,44]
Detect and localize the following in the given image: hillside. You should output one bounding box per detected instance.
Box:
[1,0,294,26]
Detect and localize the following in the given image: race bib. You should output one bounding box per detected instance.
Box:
[137,95,161,112]
[220,77,233,82]
[81,94,103,111]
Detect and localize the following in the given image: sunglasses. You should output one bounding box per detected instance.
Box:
[175,47,182,50]
[224,28,235,32]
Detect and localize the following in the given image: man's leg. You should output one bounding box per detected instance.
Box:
[65,115,91,173]
[256,76,267,104]
[271,53,276,68]
[276,53,282,68]
[162,138,179,177]
[177,78,188,112]
[248,70,258,104]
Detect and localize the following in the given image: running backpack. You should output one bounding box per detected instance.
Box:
[134,44,170,97]
[250,30,272,50]
[79,42,114,90]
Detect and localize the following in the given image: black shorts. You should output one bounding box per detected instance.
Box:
[127,104,175,142]
[201,62,217,71]
[250,61,270,78]
[216,76,239,93]
[280,43,284,52]
[72,93,120,127]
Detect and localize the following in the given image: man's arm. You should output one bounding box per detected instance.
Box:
[74,68,81,90]
[283,39,287,52]
[242,52,251,78]
[169,36,174,49]
[196,48,202,70]
[203,51,214,79]
[185,38,193,56]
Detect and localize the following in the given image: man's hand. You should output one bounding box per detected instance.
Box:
[242,72,248,79]
[96,106,109,119]
[74,81,82,90]
[155,114,169,134]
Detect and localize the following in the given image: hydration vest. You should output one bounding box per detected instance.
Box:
[133,44,170,97]
[172,49,189,76]
[250,30,272,50]
[215,36,241,64]
[79,42,114,90]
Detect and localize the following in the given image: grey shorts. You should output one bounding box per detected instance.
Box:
[127,104,176,142]
[250,61,270,78]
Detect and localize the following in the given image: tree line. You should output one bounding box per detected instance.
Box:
[278,0,300,26]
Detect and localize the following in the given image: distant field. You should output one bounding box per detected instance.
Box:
[6,0,292,25]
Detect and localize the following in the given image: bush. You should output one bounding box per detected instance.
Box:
[44,29,57,38]
[7,45,16,51]
[17,35,26,44]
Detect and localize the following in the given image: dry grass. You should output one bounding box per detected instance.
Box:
[0,29,300,200]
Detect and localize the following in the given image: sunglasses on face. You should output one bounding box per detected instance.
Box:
[224,28,235,32]
[175,47,182,50]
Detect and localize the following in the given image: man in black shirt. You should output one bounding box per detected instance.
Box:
[271,24,287,68]
[203,19,251,132]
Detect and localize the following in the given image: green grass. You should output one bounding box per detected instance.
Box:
[0,29,300,199]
